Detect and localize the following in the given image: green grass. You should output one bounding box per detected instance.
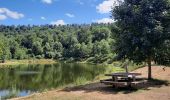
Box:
[0,59,57,66]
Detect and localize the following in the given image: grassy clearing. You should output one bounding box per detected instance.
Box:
[111,61,145,71]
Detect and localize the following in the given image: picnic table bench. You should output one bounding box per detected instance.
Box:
[100,72,146,88]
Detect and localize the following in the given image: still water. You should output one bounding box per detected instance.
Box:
[0,62,116,99]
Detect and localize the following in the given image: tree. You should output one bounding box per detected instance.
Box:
[0,40,5,62]
[155,40,170,66]
[112,0,170,79]
[53,42,63,59]
[44,43,54,58]
[77,29,91,44]
[92,40,111,56]
[92,27,111,42]
[0,36,11,62]
[14,48,27,60]
[73,43,91,58]
[32,41,43,56]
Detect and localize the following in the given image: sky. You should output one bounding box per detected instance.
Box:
[0,0,121,25]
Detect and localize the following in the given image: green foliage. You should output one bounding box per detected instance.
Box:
[77,29,91,44]
[73,42,92,59]
[0,35,11,62]
[155,40,170,66]
[0,24,115,63]
[14,48,27,60]
[92,27,111,42]
[93,40,111,56]
[112,0,170,79]
[112,0,170,64]
[32,41,43,56]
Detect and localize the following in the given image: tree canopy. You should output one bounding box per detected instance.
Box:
[112,0,170,79]
[0,23,115,63]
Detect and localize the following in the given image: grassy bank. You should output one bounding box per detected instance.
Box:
[0,59,57,66]
[0,59,144,72]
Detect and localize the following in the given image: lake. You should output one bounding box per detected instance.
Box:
[0,62,121,99]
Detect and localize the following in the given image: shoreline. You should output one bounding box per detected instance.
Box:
[0,59,57,66]
[0,59,115,67]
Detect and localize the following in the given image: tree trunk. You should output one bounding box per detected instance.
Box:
[2,55,5,63]
[147,57,152,80]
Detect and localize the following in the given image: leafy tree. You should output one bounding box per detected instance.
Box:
[53,42,63,53]
[32,41,43,56]
[112,0,170,79]
[92,27,111,42]
[80,43,89,58]
[14,48,27,60]
[155,40,170,66]
[21,34,36,48]
[53,42,63,59]
[77,29,91,44]
[100,40,111,55]
[44,43,54,58]
[92,40,111,56]
[73,43,91,59]
[0,40,6,62]
[0,36,11,62]
[9,40,20,59]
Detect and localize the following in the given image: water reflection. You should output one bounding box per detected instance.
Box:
[0,62,108,99]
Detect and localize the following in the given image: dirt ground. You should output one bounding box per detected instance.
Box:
[12,66,170,100]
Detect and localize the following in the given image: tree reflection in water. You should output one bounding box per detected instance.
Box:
[0,62,108,99]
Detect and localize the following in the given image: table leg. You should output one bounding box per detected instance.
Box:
[112,76,118,81]
[133,75,136,81]
[114,76,118,82]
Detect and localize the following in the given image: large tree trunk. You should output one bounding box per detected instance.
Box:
[147,58,152,80]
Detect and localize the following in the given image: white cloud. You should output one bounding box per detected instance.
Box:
[94,18,115,23]
[0,8,24,19]
[42,0,53,4]
[51,20,66,25]
[0,14,7,20]
[65,13,75,18]
[96,0,123,14]
[41,16,46,20]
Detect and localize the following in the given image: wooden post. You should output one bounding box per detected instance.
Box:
[114,76,118,82]
[147,57,152,80]
[132,75,135,81]
[125,65,128,73]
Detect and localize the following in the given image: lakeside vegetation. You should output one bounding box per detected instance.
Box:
[0,24,117,64]
[0,59,56,66]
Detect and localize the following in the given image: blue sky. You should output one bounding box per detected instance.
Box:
[0,0,119,25]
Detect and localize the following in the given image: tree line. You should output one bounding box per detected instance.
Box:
[0,23,116,63]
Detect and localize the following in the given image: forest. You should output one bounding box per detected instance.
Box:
[0,23,117,63]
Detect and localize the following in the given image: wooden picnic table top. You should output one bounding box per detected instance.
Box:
[105,72,141,77]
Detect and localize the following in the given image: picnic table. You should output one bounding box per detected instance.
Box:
[100,72,144,88]
[105,72,141,82]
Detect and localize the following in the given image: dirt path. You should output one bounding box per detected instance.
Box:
[12,66,170,100]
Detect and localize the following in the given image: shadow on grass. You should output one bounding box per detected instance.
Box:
[61,78,169,95]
